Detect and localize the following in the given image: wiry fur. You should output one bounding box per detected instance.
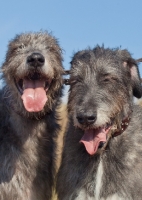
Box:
[0,31,64,200]
[57,46,142,200]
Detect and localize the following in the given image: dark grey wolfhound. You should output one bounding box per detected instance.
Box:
[0,31,64,200]
[57,46,142,200]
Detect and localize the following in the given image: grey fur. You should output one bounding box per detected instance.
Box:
[57,46,142,200]
[0,31,64,200]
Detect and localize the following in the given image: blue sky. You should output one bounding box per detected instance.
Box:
[0,0,142,101]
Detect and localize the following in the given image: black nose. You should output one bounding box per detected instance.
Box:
[27,53,45,67]
[76,114,97,125]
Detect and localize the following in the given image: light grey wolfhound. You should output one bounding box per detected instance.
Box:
[0,31,64,200]
[57,46,142,200]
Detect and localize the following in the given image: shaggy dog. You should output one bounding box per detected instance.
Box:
[0,31,64,200]
[57,46,142,200]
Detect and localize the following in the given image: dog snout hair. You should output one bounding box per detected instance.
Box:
[27,52,45,68]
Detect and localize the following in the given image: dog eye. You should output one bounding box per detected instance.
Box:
[70,77,82,85]
[70,74,87,86]
[102,76,117,82]
[103,77,110,82]
[18,43,25,49]
[70,79,77,85]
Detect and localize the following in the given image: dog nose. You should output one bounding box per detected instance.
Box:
[27,53,45,67]
[76,114,97,125]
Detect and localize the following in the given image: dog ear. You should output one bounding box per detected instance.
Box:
[123,60,142,98]
[118,49,142,98]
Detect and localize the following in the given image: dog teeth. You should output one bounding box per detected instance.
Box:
[121,122,129,126]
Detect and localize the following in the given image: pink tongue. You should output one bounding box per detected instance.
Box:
[80,128,107,155]
[21,79,47,112]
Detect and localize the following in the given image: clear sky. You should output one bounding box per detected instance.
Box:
[0,0,142,101]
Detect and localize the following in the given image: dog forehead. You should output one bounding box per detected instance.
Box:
[71,47,122,69]
[9,32,57,52]
[71,57,122,78]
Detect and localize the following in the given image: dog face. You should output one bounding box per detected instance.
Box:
[68,46,142,155]
[2,32,64,118]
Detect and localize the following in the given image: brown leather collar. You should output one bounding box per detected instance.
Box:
[112,116,131,137]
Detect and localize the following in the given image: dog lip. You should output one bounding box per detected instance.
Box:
[45,80,52,91]
[81,122,112,131]
[105,122,112,130]
[14,79,23,94]
[98,141,105,148]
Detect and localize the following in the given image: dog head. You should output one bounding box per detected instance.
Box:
[68,46,142,155]
[2,31,64,119]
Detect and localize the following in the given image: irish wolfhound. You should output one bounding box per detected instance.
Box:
[0,31,64,200]
[57,46,142,200]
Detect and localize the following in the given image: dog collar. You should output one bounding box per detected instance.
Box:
[113,116,131,137]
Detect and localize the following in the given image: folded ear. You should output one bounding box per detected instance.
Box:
[123,60,142,98]
[117,49,142,98]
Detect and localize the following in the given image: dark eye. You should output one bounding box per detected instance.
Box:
[103,77,110,82]
[70,76,82,85]
[102,75,118,83]
[70,79,77,85]
[18,43,25,49]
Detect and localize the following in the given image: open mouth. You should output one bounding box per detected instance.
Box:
[80,123,112,155]
[15,72,52,112]
[15,72,51,94]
